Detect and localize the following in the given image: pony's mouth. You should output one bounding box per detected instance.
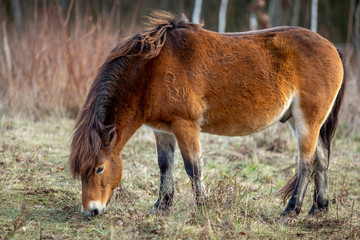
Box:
[81,201,107,218]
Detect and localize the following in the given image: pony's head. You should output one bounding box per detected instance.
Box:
[80,152,122,217]
[70,116,122,217]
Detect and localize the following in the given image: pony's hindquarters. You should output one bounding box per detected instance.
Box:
[310,50,346,215]
[280,44,345,218]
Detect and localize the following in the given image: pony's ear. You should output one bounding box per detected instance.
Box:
[101,126,117,150]
[108,127,117,148]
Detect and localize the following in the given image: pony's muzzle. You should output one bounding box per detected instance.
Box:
[81,201,106,218]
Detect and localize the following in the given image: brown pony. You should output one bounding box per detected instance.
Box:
[70,11,346,219]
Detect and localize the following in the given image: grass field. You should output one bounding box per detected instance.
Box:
[1,3,360,239]
[0,116,359,239]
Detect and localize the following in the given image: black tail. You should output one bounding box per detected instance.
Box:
[280,49,347,201]
[319,50,347,158]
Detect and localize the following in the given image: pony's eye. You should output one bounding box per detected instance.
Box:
[96,166,105,174]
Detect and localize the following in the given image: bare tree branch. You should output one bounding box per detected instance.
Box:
[218,0,229,33]
[192,0,203,24]
[311,0,319,32]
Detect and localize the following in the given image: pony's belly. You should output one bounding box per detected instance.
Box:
[199,118,272,136]
[199,98,293,137]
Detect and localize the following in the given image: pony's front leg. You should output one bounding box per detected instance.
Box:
[147,131,176,214]
[171,118,206,205]
[152,131,176,211]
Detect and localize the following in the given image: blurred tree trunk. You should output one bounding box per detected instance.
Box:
[160,0,168,10]
[268,0,283,27]
[310,0,318,32]
[115,0,121,30]
[250,0,270,30]
[347,0,355,61]
[218,0,228,32]
[356,2,360,63]
[11,0,22,29]
[2,21,11,72]
[249,12,258,30]
[178,0,185,13]
[290,0,301,26]
[304,0,311,29]
[354,1,360,93]
[192,0,202,24]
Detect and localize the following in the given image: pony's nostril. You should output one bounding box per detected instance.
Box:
[91,209,99,216]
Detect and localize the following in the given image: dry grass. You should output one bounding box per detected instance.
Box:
[0,2,125,117]
[0,116,359,239]
[1,4,360,239]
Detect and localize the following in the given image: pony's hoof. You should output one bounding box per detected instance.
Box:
[278,211,298,224]
[146,207,159,216]
[278,215,289,224]
[306,206,328,219]
[306,205,329,218]
[146,206,170,217]
[146,199,171,216]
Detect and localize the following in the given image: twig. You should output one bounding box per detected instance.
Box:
[208,169,242,196]
[349,199,355,238]
[2,21,12,72]
[28,146,40,163]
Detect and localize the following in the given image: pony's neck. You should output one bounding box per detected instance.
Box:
[88,57,145,127]
[94,57,146,153]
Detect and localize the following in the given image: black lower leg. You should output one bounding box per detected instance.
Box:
[309,142,329,215]
[183,155,205,204]
[308,184,329,215]
[282,163,313,216]
[153,132,176,210]
[154,177,174,210]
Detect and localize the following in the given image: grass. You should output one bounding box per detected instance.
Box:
[0,3,123,118]
[0,4,359,239]
[1,116,359,239]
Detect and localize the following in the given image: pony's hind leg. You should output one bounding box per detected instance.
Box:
[308,137,329,215]
[281,117,319,219]
[171,118,206,205]
[150,131,176,212]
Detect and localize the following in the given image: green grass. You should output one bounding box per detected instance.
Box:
[0,116,359,239]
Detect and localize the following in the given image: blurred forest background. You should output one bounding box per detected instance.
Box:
[0,0,359,120]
